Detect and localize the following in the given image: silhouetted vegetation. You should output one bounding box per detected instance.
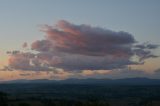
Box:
[0,92,8,106]
[18,102,30,106]
[0,84,160,106]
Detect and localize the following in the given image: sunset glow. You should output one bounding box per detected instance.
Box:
[0,0,160,81]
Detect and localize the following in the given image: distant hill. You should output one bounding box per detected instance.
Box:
[2,77,160,85]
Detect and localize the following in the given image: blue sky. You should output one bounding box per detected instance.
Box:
[0,0,160,80]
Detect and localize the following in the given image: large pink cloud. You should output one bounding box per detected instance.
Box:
[6,20,158,71]
[35,20,135,57]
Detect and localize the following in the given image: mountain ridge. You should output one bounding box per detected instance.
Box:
[2,77,160,85]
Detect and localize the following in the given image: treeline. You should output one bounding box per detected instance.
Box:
[0,91,159,106]
[42,99,110,106]
[0,92,8,106]
[0,91,110,106]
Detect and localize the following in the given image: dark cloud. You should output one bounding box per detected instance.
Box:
[134,43,159,62]
[135,43,159,49]
[6,20,159,71]
[134,49,158,62]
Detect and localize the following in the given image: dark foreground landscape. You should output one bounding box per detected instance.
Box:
[1,78,160,106]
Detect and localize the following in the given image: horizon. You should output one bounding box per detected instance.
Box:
[0,0,160,81]
[1,75,160,83]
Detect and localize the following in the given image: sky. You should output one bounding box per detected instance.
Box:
[0,0,160,81]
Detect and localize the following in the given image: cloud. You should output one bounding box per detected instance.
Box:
[22,42,28,48]
[6,50,20,55]
[135,43,159,49]
[109,68,148,79]
[19,73,31,76]
[154,68,160,73]
[37,20,135,56]
[80,70,111,76]
[134,43,159,62]
[6,20,159,72]
[7,52,55,71]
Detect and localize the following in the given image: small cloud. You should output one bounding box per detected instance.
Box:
[154,68,160,73]
[81,70,111,76]
[6,50,20,55]
[22,42,28,48]
[19,73,31,76]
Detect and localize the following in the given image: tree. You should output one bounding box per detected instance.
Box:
[0,92,8,106]
[18,102,30,106]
